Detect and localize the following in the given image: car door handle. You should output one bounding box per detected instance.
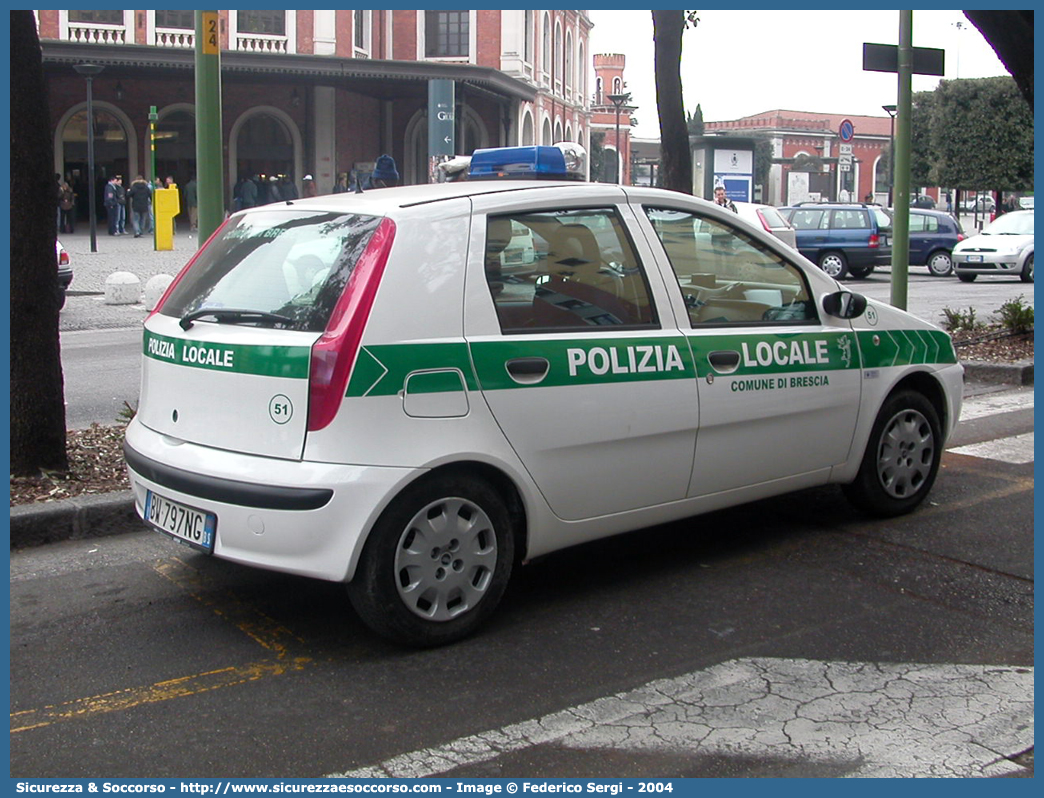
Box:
[506,357,550,385]
[708,350,741,374]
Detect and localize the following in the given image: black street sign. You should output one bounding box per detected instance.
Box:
[862,43,945,76]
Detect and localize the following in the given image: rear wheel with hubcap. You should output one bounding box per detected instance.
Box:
[818,251,849,280]
[843,390,942,517]
[348,474,515,647]
[927,250,953,277]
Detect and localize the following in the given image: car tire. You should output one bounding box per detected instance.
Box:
[848,265,874,279]
[957,272,977,283]
[347,473,515,647]
[927,250,953,277]
[1020,254,1033,283]
[818,251,849,280]
[57,285,67,310]
[842,390,942,518]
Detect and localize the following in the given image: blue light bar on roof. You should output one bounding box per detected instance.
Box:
[468,143,587,181]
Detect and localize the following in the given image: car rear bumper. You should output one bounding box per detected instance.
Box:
[124,418,421,582]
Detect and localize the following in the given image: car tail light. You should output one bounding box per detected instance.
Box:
[307,217,396,432]
[869,234,880,248]
[957,233,965,242]
[57,249,70,266]
[146,219,231,321]
[755,210,773,233]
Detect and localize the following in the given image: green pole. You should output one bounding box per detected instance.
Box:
[194,10,224,246]
[890,10,913,311]
[149,105,158,251]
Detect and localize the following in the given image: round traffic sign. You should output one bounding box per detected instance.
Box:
[839,119,855,142]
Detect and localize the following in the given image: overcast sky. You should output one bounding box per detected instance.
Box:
[587,9,1010,136]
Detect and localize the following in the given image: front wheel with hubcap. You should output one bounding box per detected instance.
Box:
[842,390,942,517]
[818,251,849,280]
[927,250,953,277]
[347,474,515,647]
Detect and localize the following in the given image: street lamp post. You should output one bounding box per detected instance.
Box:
[607,92,631,184]
[882,104,897,207]
[74,63,105,253]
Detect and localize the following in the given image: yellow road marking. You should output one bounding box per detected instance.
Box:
[12,557,312,734]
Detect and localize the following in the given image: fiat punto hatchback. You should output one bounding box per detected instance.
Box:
[126,146,963,646]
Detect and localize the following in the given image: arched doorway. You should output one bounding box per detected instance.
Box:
[233,111,296,198]
[155,107,196,188]
[404,105,490,185]
[60,105,132,225]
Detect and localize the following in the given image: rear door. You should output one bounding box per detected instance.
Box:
[140,208,383,460]
[464,192,699,522]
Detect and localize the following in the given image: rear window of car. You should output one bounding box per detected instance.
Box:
[872,208,893,232]
[159,210,382,333]
[758,206,790,229]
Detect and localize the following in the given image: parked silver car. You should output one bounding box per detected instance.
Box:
[733,202,797,248]
[952,209,1033,283]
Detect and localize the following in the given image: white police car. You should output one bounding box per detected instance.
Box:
[125,145,963,646]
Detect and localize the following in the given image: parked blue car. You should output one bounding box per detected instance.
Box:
[780,203,893,280]
[905,208,965,277]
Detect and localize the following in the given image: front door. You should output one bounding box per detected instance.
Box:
[640,206,862,497]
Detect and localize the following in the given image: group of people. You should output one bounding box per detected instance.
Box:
[86,173,197,238]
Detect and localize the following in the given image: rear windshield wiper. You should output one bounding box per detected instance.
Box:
[180,308,294,330]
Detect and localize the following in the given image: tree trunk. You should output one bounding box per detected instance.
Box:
[10,10,68,474]
[652,10,692,194]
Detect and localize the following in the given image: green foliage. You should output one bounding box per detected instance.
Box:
[928,77,1034,190]
[686,105,704,137]
[908,91,934,186]
[995,295,1034,334]
[940,306,985,333]
[117,400,138,425]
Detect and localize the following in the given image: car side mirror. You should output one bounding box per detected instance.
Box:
[822,290,868,319]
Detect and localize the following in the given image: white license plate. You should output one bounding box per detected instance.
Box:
[967,254,984,262]
[881,236,889,246]
[145,491,216,552]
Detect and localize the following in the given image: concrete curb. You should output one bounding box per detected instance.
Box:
[962,359,1034,386]
[10,491,139,550]
[9,359,1032,551]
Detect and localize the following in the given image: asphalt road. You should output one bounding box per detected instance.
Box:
[10,388,1034,778]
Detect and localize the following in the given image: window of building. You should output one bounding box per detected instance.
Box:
[542,14,551,79]
[524,10,533,64]
[554,22,562,86]
[353,10,371,53]
[426,10,469,58]
[645,207,815,327]
[485,209,657,333]
[239,10,285,36]
[156,10,194,29]
[69,10,124,25]
[565,31,573,91]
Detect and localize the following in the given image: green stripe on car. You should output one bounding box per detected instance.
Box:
[143,330,310,378]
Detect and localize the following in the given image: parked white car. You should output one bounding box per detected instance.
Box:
[733,202,797,248]
[952,209,1034,283]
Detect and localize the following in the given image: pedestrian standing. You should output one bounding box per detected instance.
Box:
[302,175,318,198]
[333,172,349,193]
[240,175,258,209]
[127,175,152,238]
[365,154,399,189]
[114,176,127,234]
[103,176,120,235]
[279,174,299,201]
[184,175,198,230]
[58,175,76,234]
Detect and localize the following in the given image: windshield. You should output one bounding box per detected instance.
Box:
[160,210,382,332]
[983,211,1034,236]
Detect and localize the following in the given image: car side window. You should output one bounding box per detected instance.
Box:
[909,213,926,233]
[789,209,825,230]
[644,207,816,327]
[832,209,868,230]
[484,209,657,333]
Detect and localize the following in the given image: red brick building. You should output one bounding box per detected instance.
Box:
[36,10,593,214]
[705,110,895,206]
[589,53,634,184]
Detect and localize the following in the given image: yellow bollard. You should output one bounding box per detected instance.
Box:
[154,186,180,251]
